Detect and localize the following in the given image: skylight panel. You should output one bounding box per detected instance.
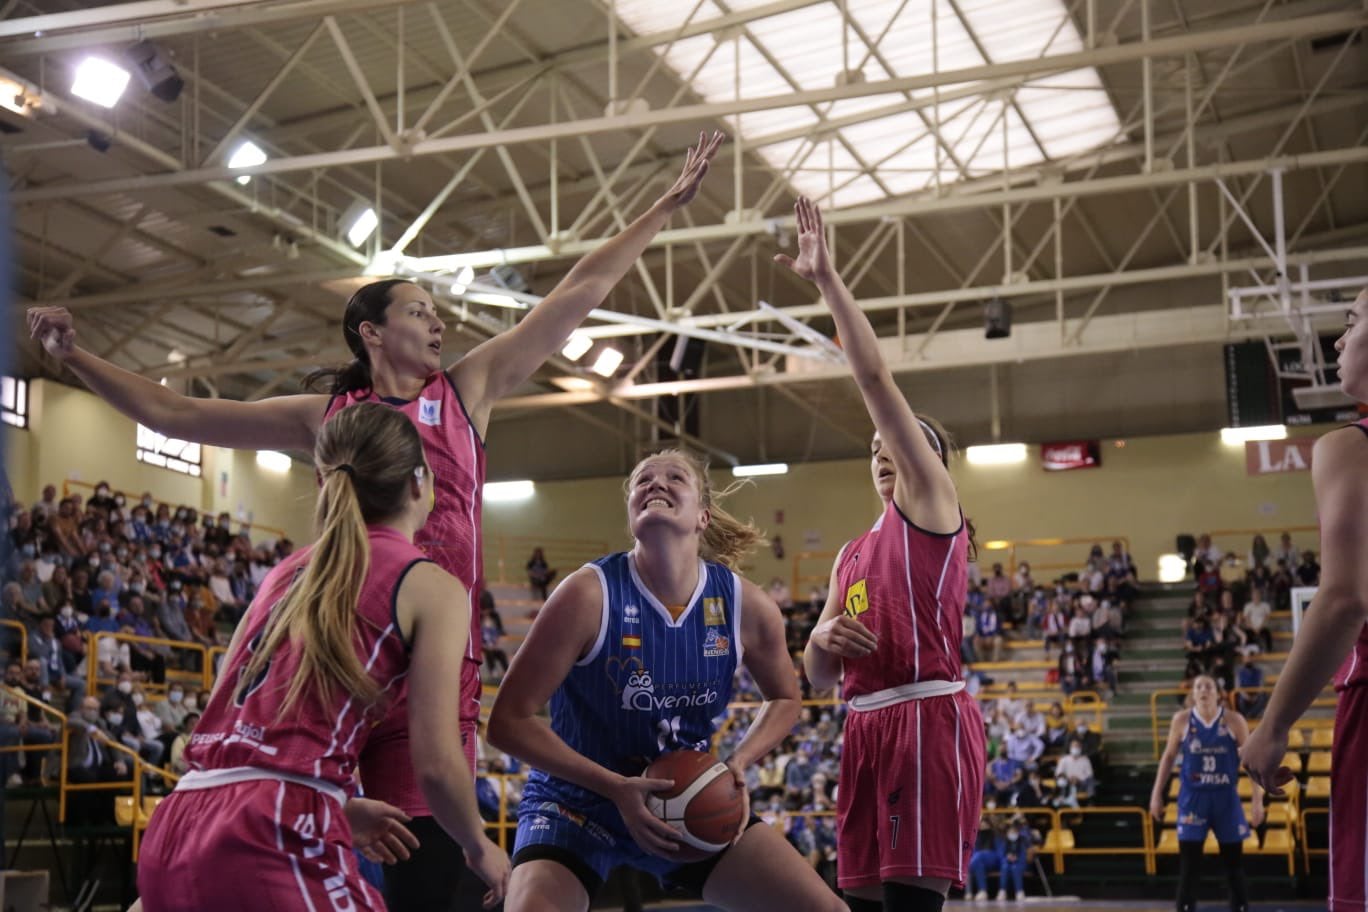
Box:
[610,0,1124,208]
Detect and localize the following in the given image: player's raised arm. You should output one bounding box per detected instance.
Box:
[775,198,957,532]
[450,132,724,430]
[27,305,323,451]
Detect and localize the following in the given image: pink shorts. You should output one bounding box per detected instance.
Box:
[1331,686,1368,911]
[137,780,383,911]
[836,689,985,890]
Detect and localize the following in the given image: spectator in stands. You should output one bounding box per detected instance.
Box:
[1218,553,1247,603]
[14,561,48,614]
[766,577,792,610]
[1091,637,1119,698]
[784,745,818,800]
[974,595,1004,662]
[997,681,1027,722]
[968,816,1005,901]
[207,558,244,623]
[960,610,977,664]
[1070,719,1103,760]
[1052,738,1096,807]
[1194,534,1222,569]
[28,615,79,694]
[1016,701,1046,740]
[1043,702,1069,750]
[153,685,190,735]
[0,667,31,786]
[48,498,84,557]
[1184,614,1216,679]
[1004,724,1045,771]
[525,547,557,601]
[1011,769,1045,809]
[1090,594,1122,641]
[1296,550,1320,587]
[66,696,130,824]
[1270,559,1295,610]
[481,602,509,679]
[1240,586,1274,653]
[1082,545,1107,595]
[987,744,1020,804]
[1041,598,1066,657]
[0,584,27,656]
[1248,534,1271,571]
[32,485,59,521]
[1058,641,1085,695]
[986,562,1013,619]
[40,565,70,615]
[101,673,162,766]
[87,483,116,516]
[1195,560,1223,598]
[1067,600,1093,655]
[1235,646,1267,720]
[1272,532,1297,570]
[1209,612,1245,692]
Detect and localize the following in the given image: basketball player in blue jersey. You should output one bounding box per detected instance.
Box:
[1150,675,1262,912]
[488,449,846,912]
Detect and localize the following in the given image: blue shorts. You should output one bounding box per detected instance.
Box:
[1176,787,1249,844]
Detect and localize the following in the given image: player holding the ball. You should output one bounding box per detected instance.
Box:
[781,197,987,912]
[487,450,847,912]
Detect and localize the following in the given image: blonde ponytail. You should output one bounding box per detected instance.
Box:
[236,403,426,715]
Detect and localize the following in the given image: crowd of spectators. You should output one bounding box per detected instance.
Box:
[2,480,287,805]
[1181,531,1319,717]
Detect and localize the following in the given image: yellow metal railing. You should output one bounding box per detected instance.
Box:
[484,535,611,589]
[979,537,1134,576]
[1,619,28,665]
[1301,807,1329,873]
[0,685,67,786]
[85,632,208,697]
[58,724,180,860]
[1058,806,1156,875]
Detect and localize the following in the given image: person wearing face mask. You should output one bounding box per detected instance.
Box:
[1,663,32,786]
[101,673,163,766]
[65,696,131,825]
[88,482,116,515]
[1003,726,1044,773]
[41,565,70,618]
[967,816,1005,902]
[1052,739,1095,808]
[998,819,1034,902]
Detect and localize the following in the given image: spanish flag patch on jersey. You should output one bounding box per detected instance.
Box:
[621,634,642,648]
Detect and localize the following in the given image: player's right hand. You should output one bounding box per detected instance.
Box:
[1148,794,1164,821]
[811,615,878,658]
[609,774,681,858]
[1240,723,1296,799]
[27,306,78,361]
[464,835,511,909]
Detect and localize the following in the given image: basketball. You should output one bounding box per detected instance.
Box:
[644,749,747,860]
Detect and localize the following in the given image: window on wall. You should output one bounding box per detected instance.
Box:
[137,424,202,477]
[0,377,28,428]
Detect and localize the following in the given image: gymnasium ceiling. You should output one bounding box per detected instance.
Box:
[3,0,1367,478]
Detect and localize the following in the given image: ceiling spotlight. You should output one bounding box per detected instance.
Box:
[591,347,624,377]
[127,40,184,103]
[561,333,593,362]
[345,205,378,248]
[227,140,267,185]
[450,265,475,294]
[71,57,131,108]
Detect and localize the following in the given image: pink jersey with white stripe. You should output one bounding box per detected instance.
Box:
[836,499,970,696]
[184,526,428,793]
[323,372,484,666]
[1332,416,1368,691]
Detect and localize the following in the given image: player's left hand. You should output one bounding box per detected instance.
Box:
[773,197,834,284]
[658,130,725,212]
[724,760,751,846]
[1240,725,1295,799]
[345,797,420,865]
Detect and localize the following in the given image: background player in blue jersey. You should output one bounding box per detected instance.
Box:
[488,449,846,912]
[1150,675,1263,912]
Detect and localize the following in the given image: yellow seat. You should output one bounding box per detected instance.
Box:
[1246,803,1290,826]
[1280,753,1304,775]
[1042,829,1075,852]
[141,796,164,823]
[1308,752,1332,775]
[1310,728,1335,749]
[1158,829,1218,853]
[114,796,136,827]
[1307,776,1332,800]
[1168,778,1180,799]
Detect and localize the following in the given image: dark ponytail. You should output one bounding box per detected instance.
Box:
[304,278,411,395]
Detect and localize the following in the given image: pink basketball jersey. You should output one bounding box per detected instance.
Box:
[1334,416,1368,690]
[185,526,429,793]
[323,372,484,664]
[834,499,970,696]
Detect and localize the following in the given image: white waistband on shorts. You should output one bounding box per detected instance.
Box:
[847,679,966,712]
[176,766,349,806]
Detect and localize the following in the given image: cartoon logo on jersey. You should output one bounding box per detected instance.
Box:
[621,670,656,711]
[418,396,441,427]
[703,598,726,626]
[702,628,730,658]
[624,604,640,624]
[844,578,869,618]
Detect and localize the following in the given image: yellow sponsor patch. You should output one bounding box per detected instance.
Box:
[703,597,726,626]
[621,635,642,648]
[844,578,869,618]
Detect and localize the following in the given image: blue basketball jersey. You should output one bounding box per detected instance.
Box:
[1180,707,1240,791]
[524,552,742,812]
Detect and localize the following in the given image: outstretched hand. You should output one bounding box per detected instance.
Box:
[773,197,833,283]
[27,305,78,361]
[658,131,726,212]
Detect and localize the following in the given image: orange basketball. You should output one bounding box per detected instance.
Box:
[643,749,747,861]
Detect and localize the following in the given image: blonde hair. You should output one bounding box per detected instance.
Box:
[236,403,427,715]
[626,449,765,570]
